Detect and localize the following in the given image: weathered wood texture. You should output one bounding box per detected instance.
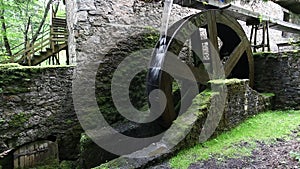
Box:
[13,140,58,169]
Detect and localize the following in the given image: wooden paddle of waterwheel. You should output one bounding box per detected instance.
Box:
[147,10,254,127]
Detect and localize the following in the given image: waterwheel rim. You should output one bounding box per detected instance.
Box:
[147,10,254,127]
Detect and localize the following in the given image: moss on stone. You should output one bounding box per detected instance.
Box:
[5,87,30,94]
[208,78,244,85]
[142,31,159,47]
[0,65,74,94]
[0,63,20,69]
[254,51,300,59]
[8,112,31,128]
[95,157,128,169]
[261,93,275,98]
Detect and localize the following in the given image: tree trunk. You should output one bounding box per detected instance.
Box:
[0,10,12,57]
[24,17,31,49]
[54,1,60,17]
[30,0,52,45]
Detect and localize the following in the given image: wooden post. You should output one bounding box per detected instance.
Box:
[66,48,69,65]
[266,21,270,51]
[254,25,258,53]
[262,22,266,52]
[250,25,254,44]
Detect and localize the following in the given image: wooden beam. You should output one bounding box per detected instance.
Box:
[163,54,209,84]
[224,38,248,77]
[159,72,176,127]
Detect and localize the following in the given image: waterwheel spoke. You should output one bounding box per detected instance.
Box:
[207,10,219,51]
[207,10,221,77]
[163,53,209,84]
[224,38,248,77]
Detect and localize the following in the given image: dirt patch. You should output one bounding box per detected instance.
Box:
[189,127,300,169]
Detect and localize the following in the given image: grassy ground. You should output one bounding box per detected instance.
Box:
[169,110,300,169]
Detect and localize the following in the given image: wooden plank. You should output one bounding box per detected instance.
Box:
[13,149,19,168]
[52,38,68,42]
[224,38,248,77]
[51,32,68,35]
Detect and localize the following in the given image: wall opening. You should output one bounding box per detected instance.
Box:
[13,140,58,169]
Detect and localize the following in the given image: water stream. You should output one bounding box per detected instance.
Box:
[147,0,173,88]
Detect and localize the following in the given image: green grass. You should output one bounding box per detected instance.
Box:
[170,110,300,169]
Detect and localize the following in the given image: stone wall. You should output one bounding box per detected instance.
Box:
[65,0,199,124]
[65,0,198,64]
[254,52,300,109]
[0,64,81,168]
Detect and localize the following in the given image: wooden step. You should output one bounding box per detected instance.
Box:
[52,17,66,22]
[52,38,68,42]
[51,32,68,36]
[30,44,68,65]
[52,20,66,24]
[52,19,66,25]
[52,24,67,28]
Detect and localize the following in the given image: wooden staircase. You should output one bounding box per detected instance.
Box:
[12,17,68,66]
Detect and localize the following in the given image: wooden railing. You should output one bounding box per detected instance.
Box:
[12,17,68,65]
[14,30,51,65]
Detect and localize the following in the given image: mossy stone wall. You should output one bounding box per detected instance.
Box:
[254,52,300,109]
[0,65,81,168]
[97,79,271,169]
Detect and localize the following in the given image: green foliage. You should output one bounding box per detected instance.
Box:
[0,0,66,62]
[80,133,91,152]
[0,1,46,51]
[170,110,300,169]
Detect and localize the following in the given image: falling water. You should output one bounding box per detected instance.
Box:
[147,0,173,87]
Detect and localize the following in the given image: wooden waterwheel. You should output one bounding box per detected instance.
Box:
[147,10,254,127]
